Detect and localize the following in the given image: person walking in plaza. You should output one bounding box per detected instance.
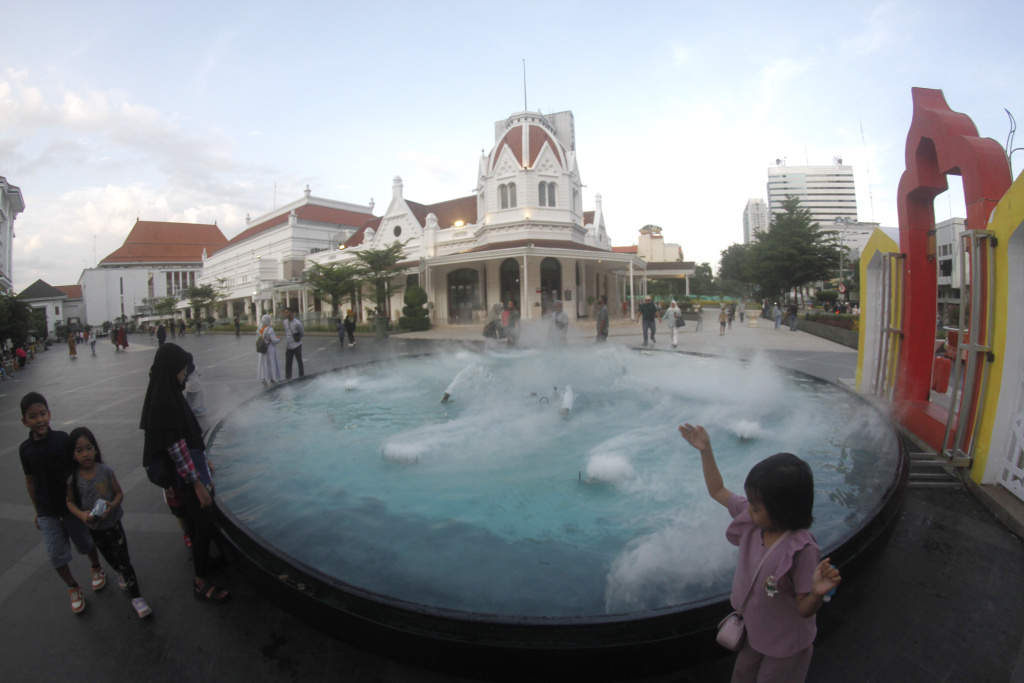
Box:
[788,304,799,332]
[637,296,660,346]
[19,392,107,614]
[178,319,185,337]
[234,317,240,337]
[596,296,609,342]
[282,307,305,380]
[344,310,357,346]
[549,300,569,345]
[504,300,521,346]
[773,303,783,330]
[140,344,230,604]
[718,307,728,336]
[65,427,152,618]
[156,323,166,347]
[256,314,282,386]
[678,423,841,682]
[89,328,97,355]
[67,332,77,359]
[662,300,682,347]
[116,325,129,351]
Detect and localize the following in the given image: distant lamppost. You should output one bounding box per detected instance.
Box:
[834,217,852,287]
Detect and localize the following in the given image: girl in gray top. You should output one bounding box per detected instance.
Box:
[66,427,152,619]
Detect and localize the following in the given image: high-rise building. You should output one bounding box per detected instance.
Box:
[742,198,769,243]
[767,161,857,227]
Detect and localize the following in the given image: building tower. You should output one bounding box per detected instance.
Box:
[742,198,769,243]
[766,159,857,227]
[0,176,26,294]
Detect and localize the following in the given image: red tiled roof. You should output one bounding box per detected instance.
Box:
[216,204,373,253]
[612,246,638,253]
[406,195,478,230]
[491,128,524,171]
[55,285,83,299]
[528,126,562,168]
[343,216,383,248]
[100,221,228,265]
[343,196,478,249]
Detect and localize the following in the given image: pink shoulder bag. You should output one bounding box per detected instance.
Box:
[716,530,791,651]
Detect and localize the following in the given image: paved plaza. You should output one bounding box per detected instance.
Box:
[1,309,1022,682]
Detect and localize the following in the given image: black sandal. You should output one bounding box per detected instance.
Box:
[193,581,231,604]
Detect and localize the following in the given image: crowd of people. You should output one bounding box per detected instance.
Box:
[13,305,850,682]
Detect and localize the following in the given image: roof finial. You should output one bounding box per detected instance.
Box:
[304,184,311,198]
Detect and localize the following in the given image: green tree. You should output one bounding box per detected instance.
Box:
[305,261,363,316]
[353,242,407,318]
[718,243,755,298]
[399,285,430,331]
[0,293,39,347]
[153,295,178,318]
[749,197,841,302]
[689,262,717,296]
[182,283,223,319]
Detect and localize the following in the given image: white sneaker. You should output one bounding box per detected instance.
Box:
[90,566,107,591]
[117,574,128,591]
[69,585,85,614]
[132,597,152,619]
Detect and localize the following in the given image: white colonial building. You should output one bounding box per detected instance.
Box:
[197,188,375,323]
[79,220,228,327]
[307,110,646,323]
[1,176,26,294]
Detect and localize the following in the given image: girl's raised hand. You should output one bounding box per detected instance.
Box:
[679,423,710,452]
[812,558,842,596]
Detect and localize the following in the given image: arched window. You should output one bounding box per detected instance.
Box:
[447,269,479,323]
[539,181,556,207]
[508,182,517,207]
[500,184,509,209]
[540,257,561,316]
[500,258,520,306]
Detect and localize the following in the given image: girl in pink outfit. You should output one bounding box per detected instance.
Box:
[679,423,841,682]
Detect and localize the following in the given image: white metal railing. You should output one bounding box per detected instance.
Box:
[942,230,996,466]
[871,253,905,400]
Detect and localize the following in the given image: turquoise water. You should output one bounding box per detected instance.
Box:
[211,347,899,618]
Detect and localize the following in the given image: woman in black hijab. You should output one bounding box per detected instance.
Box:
[140,343,229,603]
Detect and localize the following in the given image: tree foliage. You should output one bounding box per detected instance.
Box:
[305,261,362,313]
[352,242,407,316]
[0,294,43,346]
[733,197,841,300]
[153,296,179,318]
[689,262,716,296]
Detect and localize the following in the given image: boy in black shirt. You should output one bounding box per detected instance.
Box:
[19,392,106,613]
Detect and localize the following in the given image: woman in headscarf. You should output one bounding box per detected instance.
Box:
[256,314,282,386]
[482,302,503,339]
[140,343,229,603]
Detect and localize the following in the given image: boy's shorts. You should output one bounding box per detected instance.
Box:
[38,514,95,568]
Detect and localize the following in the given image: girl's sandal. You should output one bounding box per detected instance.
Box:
[193,582,231,604]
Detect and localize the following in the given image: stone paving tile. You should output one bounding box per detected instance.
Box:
[1,319,1021,682]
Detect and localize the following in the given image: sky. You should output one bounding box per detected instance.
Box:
[2,0,1023,291]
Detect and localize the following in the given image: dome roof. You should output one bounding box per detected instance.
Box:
[489,119,564,173]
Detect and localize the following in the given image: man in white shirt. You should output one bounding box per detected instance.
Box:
[549,300,570,345]
[282,307,305,380]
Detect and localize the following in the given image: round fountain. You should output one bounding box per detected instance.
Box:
[209,347,907,679]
